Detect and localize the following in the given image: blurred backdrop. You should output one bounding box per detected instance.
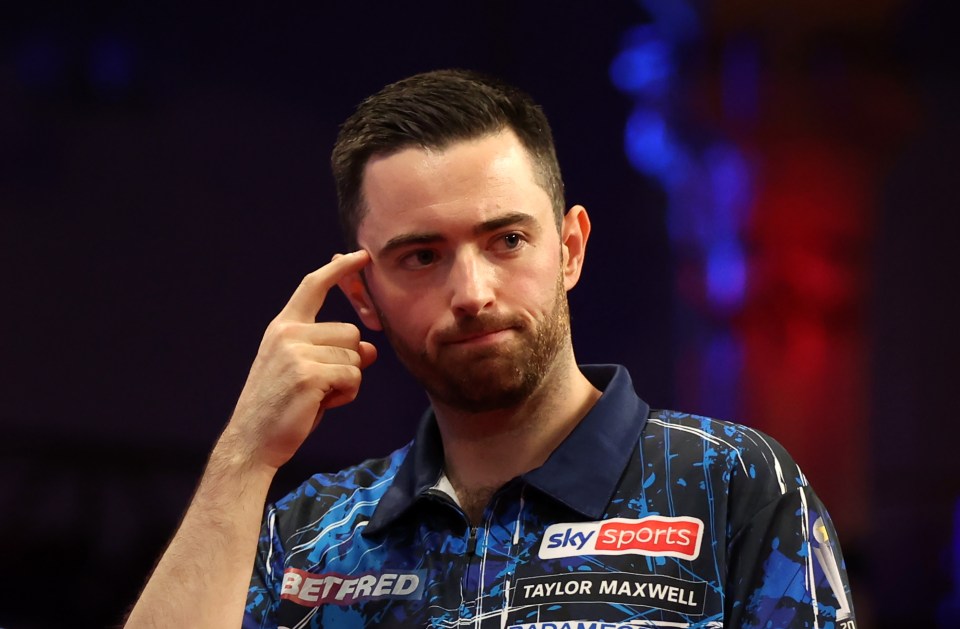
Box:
[1,2,958,627]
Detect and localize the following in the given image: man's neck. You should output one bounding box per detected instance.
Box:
[431,357,601,524]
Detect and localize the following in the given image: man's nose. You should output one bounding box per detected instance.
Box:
[448,249,496,317]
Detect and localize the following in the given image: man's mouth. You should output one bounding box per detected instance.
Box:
[438,316,523,346]
[445,327,516,345]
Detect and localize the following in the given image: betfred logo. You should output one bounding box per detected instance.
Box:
[539,516,704,560]
[280,568,425,607]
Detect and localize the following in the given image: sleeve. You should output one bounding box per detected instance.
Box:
[724,483,858,629]
[242,503,286,629]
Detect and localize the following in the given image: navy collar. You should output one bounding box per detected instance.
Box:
[364,365,649,535]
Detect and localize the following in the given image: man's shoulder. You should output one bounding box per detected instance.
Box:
[271,443,413,522]
[642,409,805,491]
[645,408,793,453]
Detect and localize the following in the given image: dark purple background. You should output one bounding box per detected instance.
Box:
[1,3,957,627]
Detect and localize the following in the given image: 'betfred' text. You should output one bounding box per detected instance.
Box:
[280,568,424,607]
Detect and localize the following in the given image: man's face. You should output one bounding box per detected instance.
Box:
[354,131,572,413]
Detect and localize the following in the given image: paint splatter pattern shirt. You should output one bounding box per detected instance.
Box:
[244,365,856,629]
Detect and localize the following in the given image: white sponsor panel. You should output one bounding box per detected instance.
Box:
[511,572,707,615]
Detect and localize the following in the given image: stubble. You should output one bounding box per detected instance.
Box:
[379,272,571,413]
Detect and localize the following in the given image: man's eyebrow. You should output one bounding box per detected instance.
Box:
[474,211,537,235]
[379,232,444,256]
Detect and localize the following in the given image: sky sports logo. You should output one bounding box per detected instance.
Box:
[538,516,704,560]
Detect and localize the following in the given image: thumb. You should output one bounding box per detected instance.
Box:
[358,341,378,370]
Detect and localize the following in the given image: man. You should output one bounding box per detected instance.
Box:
[126,70,857,628]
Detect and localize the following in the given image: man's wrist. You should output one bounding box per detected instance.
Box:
[209,427,279,486]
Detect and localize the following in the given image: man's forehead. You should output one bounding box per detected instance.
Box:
[361,130,536,189]
[356,131,549,241]
[366,129,515,167]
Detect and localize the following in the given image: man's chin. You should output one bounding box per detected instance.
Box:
[429,380,534,414]
[424,355,539,413]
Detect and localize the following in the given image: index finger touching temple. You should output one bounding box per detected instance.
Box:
[279,250,371,322]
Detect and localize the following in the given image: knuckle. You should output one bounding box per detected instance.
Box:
[332,346,362,367]
[333,363,360,385]
[288,362,312,384]
[297,368,328,394]
[317,322,359,347]
[345,364,362,380]
[300,268,330,294]
[340,385,360,404]
[336,323,362,345]
[346,348,362,367]
[265,319,293,340]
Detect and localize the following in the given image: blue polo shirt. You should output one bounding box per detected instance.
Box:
[245,365,856,628]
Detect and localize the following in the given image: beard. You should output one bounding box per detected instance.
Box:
[378,273,571,413]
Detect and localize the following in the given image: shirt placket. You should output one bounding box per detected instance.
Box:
[463,484,528,629]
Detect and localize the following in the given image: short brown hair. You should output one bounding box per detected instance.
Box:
[331,69,566,249]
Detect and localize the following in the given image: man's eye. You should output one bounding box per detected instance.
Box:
[497,233,525,251]
[401,249,437,268]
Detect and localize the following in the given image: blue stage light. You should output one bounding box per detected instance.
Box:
[706,240,747,310]
[624,108,676,177]
[610,33,671,97]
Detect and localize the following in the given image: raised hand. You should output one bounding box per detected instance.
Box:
[222,250,377,471]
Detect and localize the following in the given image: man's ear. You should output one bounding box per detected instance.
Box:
[560,204,591,290]
[337,269,383,331]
